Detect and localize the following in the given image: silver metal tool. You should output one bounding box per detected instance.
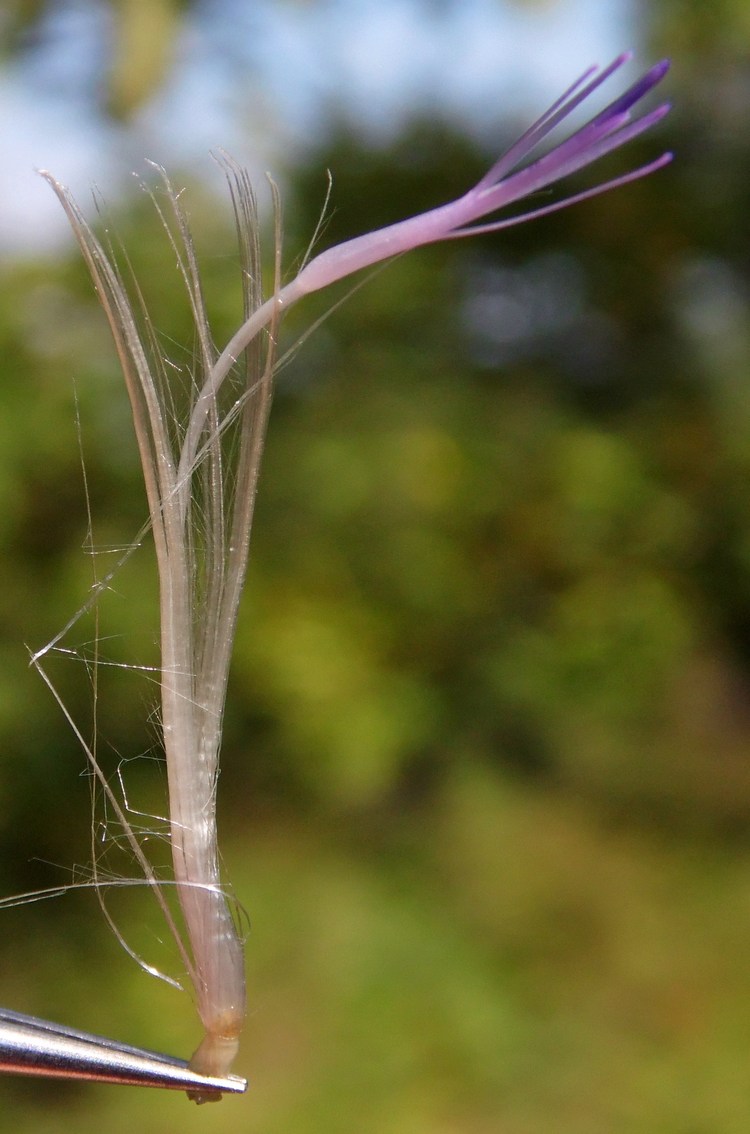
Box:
[0,1006,247,1097]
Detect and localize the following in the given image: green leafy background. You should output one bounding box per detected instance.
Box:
[1,2,749,1131]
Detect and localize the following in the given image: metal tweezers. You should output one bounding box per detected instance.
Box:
[0,1006,246,1097]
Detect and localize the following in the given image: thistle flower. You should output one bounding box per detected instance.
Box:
[290,53,672,294]
[40,51,670,1100]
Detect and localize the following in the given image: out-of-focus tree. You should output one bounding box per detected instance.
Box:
[3,5,750,1133]
[1,0,185,118]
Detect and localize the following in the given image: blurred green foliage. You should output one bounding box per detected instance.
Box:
[2,3,750,1133]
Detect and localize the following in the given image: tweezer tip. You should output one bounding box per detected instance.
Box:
[0,1007,247,1097]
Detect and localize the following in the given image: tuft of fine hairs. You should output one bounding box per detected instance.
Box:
[41,156,283,1100]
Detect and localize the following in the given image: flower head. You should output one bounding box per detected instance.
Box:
[290,53,671,297]
[39,51,671,1095]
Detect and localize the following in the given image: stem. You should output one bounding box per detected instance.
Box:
[178,282,301,491]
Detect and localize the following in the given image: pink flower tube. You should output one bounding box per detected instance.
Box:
[291,53,671,295]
